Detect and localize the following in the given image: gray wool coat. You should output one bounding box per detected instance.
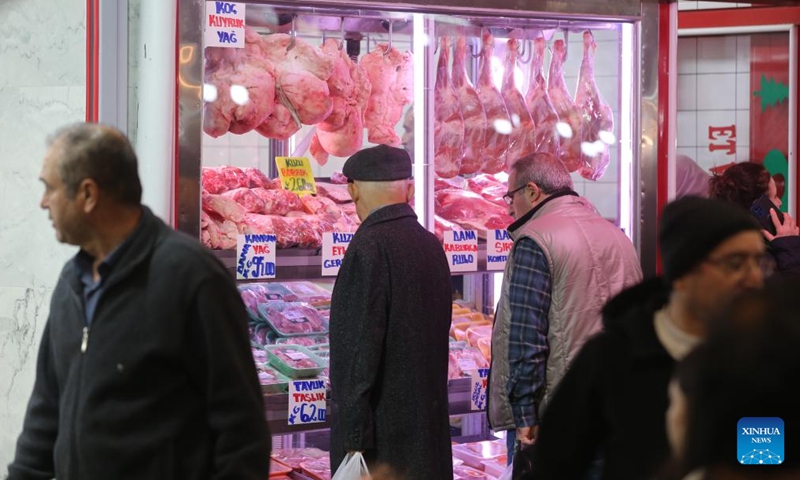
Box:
[329,203,454,480]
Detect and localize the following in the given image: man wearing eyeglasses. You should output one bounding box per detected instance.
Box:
[488,153,642,465]
[527,196,765,480]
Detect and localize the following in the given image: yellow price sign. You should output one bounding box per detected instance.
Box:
[275,157,317,195]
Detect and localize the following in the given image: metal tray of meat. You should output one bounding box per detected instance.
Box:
[265,345,327,378]
[258,301,329,337]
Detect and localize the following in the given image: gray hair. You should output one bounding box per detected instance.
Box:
[47,123,142,206]
[510,152,573,194]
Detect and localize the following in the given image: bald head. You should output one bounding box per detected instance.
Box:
[47,123,142,206]
[348,179,414,221]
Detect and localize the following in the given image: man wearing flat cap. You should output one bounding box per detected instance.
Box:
[527,196,765,480]
[328,145,454,479]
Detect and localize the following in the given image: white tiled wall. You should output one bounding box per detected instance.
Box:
[677,35,751,173]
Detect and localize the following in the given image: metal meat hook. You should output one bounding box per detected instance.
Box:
[286,15,297,52]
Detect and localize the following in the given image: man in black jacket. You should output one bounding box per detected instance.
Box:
[329,145,454,480]
[7,123,270,480]
[526,196,765,480]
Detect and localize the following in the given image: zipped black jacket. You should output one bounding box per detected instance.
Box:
[8,206,270,480]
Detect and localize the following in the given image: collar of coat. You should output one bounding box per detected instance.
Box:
[62,205,163,296]
[359,202,416,228]
[507,188,579,234]
[600,277,673,359]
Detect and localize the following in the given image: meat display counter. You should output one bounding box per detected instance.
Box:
[170,0,655,469]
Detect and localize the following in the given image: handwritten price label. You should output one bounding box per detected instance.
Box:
[205,2,245,49]
[236,233,276,280]
[275,157,317,195]
[487,229,513,270]
[288,379,327,425]
[322,232,353,276]
[444,230,478,273]
[470,368,489,411]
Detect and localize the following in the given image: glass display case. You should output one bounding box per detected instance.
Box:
[173,0,652,468]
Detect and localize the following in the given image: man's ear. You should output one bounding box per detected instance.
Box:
[528,182,542,202]
[79,178,99,213]
[347,182,358,203]
[406,182,415,203]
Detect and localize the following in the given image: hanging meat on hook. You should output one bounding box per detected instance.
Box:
[526,37,561,157]
[310,39,372,165]
[434,37,465,178]
[203,27,276,137]
[360,43,414,147]
[548,39,583,172]
[452,36,486,176]
[575,31,614,180]
[259,32,335,124]
[501,36,536,168]
[476,30,511,174]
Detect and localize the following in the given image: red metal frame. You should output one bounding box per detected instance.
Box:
[85,0,99,122]
[655,2,675,275]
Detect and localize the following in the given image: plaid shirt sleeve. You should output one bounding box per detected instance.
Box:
[506,237,551,429]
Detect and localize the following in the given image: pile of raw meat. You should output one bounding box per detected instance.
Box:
[204,26,412,165]
[434,30,614,181]
[433,173,514,240]
[201,165,358,250]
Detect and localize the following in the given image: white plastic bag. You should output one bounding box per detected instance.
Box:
[497,464,513,480]
[332,452,371,480]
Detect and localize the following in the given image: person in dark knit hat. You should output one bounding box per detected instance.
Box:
[527,196,765,480]
[329,145,454,479]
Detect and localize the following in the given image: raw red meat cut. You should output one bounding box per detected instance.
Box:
[435,215,462,242]
[200,211,221,249]
[435,188,514,231]
[202,192,247,223]
[202,166,249,194]
[476,31,511,174]
[255,102,301,140]
[240,214,328,249]
[548,39,583,172]
[330,171,348,184]
[270,347,321,369]
[501,37,536,167]
[314,40,372,163]
[526,37,561,157]
[434,36,465,179]
[243,167,277,189]
[452,37,486,176]
[360,44,413,146]
[259,302,328,336]
[315,182,351,203]
[214,218,239,250]
[466,174,507,207]
[309,133,329,166]
[271,448,328,470]
[203,28,277,137]
[574,31,614,180]
[258,33,335,126]
[250,188,304,215]
[221,187,266,213]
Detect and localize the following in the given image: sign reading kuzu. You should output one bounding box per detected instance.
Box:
[322,232,353,276]
[205,2,245,48]
[275,157,317,195]
[444,230,478,272]
[236,233,276,280]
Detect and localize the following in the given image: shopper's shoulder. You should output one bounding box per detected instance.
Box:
[151,228,227,276]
